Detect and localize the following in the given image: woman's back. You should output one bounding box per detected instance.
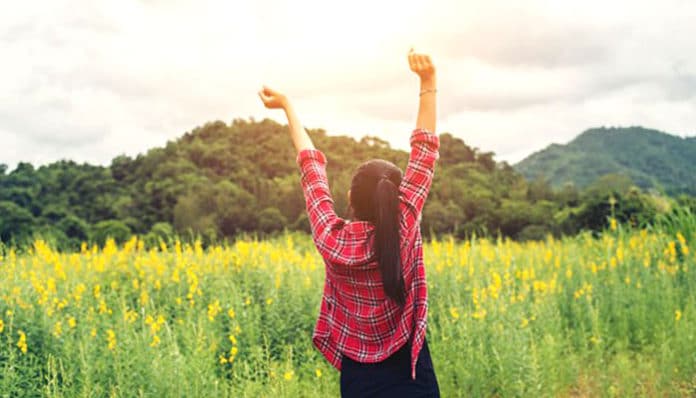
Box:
[296,127,439,381]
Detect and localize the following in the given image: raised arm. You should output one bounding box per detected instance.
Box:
[410,48,437,133]
[258,86,349,263]
[400,50,440,227]
[258,86,314,153]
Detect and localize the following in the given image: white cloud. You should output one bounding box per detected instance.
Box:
[0,0,694,171]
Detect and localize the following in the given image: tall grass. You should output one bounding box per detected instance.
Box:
[0,211,695,397]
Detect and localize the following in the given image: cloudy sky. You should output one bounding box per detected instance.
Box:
[1,0,695,170]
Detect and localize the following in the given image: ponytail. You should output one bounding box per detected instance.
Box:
[375,177,406,306]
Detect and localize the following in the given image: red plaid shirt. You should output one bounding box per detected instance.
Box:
[296,128,440,380]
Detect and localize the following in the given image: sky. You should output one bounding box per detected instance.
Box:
[1,0,695,170]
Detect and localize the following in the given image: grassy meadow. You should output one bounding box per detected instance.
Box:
[1,214,696,397]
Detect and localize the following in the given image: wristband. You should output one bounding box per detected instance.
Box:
[419,89,437,96]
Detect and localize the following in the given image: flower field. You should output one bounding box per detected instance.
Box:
[1,221,695,397]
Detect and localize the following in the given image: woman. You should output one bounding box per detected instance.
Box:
[258,49,440,397]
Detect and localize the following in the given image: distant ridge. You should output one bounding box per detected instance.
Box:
[514,126,696,195]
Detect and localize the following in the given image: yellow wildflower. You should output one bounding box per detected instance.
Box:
[207,300,222,321]
[106,329,117,351]
[472,308,487,320]
[53,321,63,338]
[449,307,460,320]
[17,330,27,354]
[0,319,4,333]
[283,370,294,381]
[315,368,322,378]
[675,310,682,321]
[124,309,138,324]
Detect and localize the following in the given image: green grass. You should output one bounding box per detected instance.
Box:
[1,217,695,397]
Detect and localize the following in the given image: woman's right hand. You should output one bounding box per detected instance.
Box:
[408,48,436,82]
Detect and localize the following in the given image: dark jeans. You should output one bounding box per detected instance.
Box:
[340,337,440,397]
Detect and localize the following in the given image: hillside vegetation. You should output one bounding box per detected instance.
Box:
[515,126,696,195]
[1,120,694,249]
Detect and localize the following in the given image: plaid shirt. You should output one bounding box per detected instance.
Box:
[296,128,440,380]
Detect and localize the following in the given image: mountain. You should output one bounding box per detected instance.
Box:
[514,126,696,195]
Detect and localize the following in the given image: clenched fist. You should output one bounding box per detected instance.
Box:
[258,86,288,110]
[408,48,436,82]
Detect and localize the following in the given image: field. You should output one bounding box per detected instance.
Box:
[1,219,695,397]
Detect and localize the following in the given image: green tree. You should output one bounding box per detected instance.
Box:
[92,220,132,246]
[0,201,36,245]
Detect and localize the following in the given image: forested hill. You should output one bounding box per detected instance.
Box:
[1,119,693,249]
[514,126,696,195]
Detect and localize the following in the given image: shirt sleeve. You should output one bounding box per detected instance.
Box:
[399,128,440,228]
[296,148,349,264]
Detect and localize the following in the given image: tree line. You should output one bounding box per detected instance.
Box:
[1,118,694,250]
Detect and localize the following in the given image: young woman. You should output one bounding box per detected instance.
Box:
[258,49,440,397]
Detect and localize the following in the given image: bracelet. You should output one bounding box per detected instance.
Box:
[419,89,437,96]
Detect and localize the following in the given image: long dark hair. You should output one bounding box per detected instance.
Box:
[350,159,405,306]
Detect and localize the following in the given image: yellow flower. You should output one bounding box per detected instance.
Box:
[53,321,63,338]
[145,314,166,334]
[17,330,28,354]
[520,318,529,328]
[610,217,617,231]
[449,307,460,320]
[150,335,161,347]
[283,370,294,381]
[90,328,97,338]
[227,308,235,318]
[0,319,4,334]
[675,310,682,321]
[219,355,228,364]
[315,368,322,378]
[207,300,222,321]
[124,309,138,324]
[472,308,487,320]
[68,316,77,329]
[106,329,117,351]
[266,298,273,306]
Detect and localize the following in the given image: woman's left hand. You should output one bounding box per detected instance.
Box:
[258,85,288,110]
